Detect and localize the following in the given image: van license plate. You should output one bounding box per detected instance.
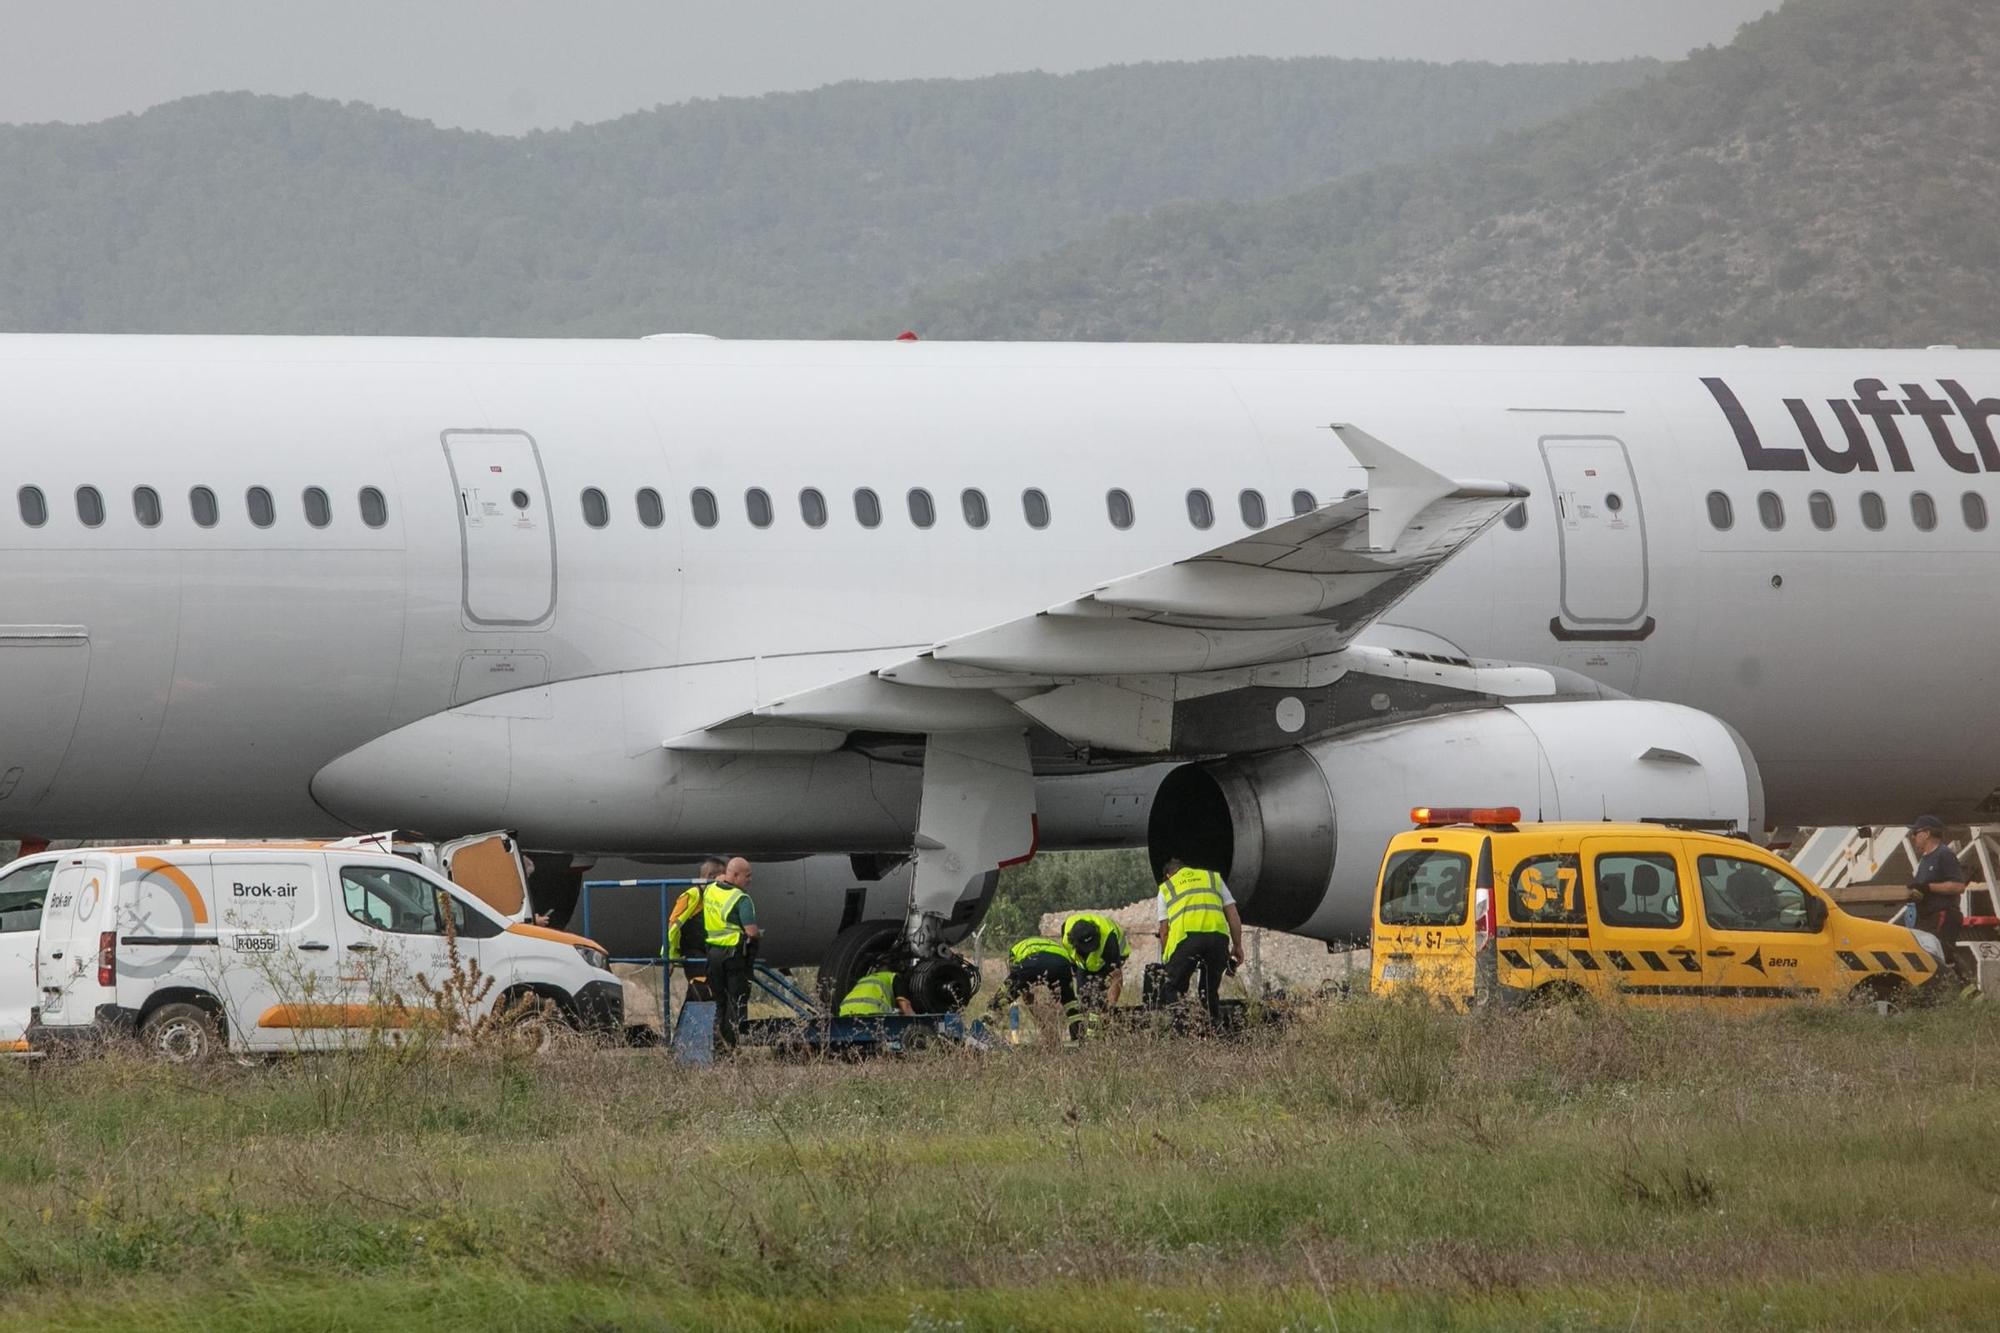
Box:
[41,994,62,1015]
[233,934,279,954]
[1380,961,1416,982]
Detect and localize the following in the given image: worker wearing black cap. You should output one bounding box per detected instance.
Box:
[1907,816,1969,986]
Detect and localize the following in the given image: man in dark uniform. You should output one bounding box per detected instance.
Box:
[701,857,761,1053]
[1907,816,1969,986]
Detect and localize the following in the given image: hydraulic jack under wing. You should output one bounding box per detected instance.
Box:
[666,426,1529,952]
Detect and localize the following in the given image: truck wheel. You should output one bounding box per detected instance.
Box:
[817,919,905,1009]
[139,1002,221,1064]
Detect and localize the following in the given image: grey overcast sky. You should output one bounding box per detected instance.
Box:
[1,0,1780,135]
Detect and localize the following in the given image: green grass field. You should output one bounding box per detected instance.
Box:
[3,999,1997,1331]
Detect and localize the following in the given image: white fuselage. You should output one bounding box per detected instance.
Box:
[2,335,1996,841]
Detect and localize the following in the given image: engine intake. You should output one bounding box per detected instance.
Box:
[1147,700,1764,943]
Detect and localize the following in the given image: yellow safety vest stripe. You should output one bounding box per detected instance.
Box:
[839,970,898,1017]
[664,887,700,958]
[702,882,746,948]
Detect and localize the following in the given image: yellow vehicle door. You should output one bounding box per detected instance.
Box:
[1494,840,1592,1001]
[1372,837,1482,1004]
[1578,837,1707,1005]
[1688,848,1852,1004]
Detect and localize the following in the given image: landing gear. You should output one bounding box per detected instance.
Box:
[903,729,1037,956]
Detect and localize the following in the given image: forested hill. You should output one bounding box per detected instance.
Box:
[900,0,2000,348]
[0,57,1654,339]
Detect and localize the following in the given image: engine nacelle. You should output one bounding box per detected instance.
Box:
[1146,700,1764,943]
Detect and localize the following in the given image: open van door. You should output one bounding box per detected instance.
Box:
[0,858,54,1048]
[440,832,531,923]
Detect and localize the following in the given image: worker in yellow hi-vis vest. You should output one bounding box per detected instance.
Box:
[1155,856,1245,1028]
[700,857,761,1053]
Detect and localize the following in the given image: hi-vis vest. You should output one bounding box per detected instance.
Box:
[701,882,747,950]
[1064,913,1127,974]
[1008,936,1077,968]
[838,970,898,1017]
[665,886,703,959]
[1159,867,1229,960]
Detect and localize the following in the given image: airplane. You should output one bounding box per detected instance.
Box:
[2,334,1994,994]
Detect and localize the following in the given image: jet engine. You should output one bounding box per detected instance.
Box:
[1146,700,1764,943]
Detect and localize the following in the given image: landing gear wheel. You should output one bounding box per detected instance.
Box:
[139,1002,221,1064]
[908,954,979,1013]
[817,919,906,1009]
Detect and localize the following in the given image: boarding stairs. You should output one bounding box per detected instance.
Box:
[1781,824,2000,989]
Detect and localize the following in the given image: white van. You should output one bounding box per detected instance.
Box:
[23,842,620,1060]
[1,857,51,1050]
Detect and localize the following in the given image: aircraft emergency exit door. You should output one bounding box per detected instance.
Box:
[1541,436,1649,630]
[443,430,556,628]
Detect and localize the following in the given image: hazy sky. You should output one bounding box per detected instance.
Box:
[2,0,1780,135]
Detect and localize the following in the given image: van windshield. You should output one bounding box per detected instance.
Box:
[1379,850,1472,926]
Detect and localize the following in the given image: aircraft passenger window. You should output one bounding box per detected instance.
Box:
[690,488,719,528]
[1291,489,1315,516]
[1964,492,1989,532]
[16,486,47,527]
[1859,490,1886,531]
[1186,489,1215,530]
[636,488,665,528]
[75,486,105,528]
[303,487,332,528]
[798,488,827,528]
[1106,488,1134,530]
[358,487,389,529]
[1593,853,1682,929]
[1239,489,1266,529]
[854,488,882,529]
[1022,488,1050,529]
[1911,491,1937,532]
[246,486,276,529]
[1808,491,1835,531]
[190,486,219,528]
[907,488,936,529]
[1705,491,1733,531]
[745,488,773,529]
[581,487,610,528]
[961,488,989,529]
[1756,490,1784,531]
[132,486,162,528]
[1503,503,1528,531]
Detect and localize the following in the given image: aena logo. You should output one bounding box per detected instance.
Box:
[1705,376,2000,474]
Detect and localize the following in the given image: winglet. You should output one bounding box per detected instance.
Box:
[1333,423,1528,551]
[1331,423,1460,552]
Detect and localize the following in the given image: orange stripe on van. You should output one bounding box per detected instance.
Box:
[506,922,605,951]
[135,856,210,925]
[4,1039,30,1053]
[256,1004,442,1030]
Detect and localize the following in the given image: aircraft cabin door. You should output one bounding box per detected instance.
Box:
[443,430,556,629]
[1541,436,1651,635]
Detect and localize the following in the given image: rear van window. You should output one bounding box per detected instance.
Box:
[0,861,55,932]
[1508,852,1584,924]
[1379,849,1472,926]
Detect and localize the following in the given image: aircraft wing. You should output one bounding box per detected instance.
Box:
[667,425,1528,757]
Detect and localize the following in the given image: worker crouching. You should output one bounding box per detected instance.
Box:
[991,935,1084,1042]
[1063,911,1129,1018]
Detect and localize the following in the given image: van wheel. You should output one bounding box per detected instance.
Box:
[1529,982,1588,1009]
[140,1002,221,1064]
[1848,976,1909,1013]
